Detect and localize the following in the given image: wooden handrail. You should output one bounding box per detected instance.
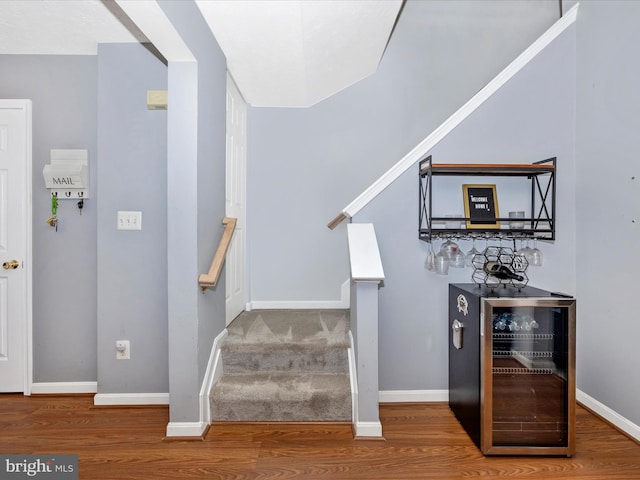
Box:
[198,217,237,291]
[327,212,348,230]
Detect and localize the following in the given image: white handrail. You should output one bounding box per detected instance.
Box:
[328,3,579,229]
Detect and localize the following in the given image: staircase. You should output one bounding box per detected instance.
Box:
[210,309,352,422]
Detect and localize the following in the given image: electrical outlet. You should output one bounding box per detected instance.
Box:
[117,211,142,230]
[116,340,130,360]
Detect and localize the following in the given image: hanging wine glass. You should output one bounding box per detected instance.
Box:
[466,238,480,267]
[439,239,456,259]
[440,238,464,268]
[482,237,489,254]
[517,238,532,263]
[435,249,449,275]
[450,245,466,268]
[529,238,543,266]
[424,242,436,271]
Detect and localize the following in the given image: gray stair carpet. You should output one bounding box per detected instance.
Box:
[210,309,351,422]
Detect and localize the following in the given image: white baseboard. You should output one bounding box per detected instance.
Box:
[349,331,384,438]
[198,329,228,426]
[347,331,361,435]
[90,330,227,437]
[166,421,208,438]
[379,389,448,403]
[354,421,383,437]
[577,389,640,443]
[165,328,228,438]
[93,392,169,406]
[248,279,350,310]
[378,388,640,442]
[340,279,350,307]
[31,381,98,395]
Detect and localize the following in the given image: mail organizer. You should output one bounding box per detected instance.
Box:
[43,149,89,199]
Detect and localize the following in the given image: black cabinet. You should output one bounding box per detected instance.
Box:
[449,283,576,456]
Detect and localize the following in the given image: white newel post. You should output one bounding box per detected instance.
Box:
[347,224,385,438]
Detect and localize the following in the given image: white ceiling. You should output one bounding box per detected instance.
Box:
[0,0,146,55]
[196,0,402,107]
[0,0,402,107]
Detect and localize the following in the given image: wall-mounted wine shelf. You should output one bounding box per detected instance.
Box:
[419,156,556,242]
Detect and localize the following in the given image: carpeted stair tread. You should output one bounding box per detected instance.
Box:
[225,309,350,347]
[222,346,348,373]
[210,372,351,422]
[210,309,352,422]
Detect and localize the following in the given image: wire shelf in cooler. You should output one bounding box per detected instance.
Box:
[492,367,554,375]
[493,333,554,341]
[493,350,554,358]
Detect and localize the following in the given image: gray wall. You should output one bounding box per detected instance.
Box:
[1,0,227,423]
[7,0,638,432]
[574,1,640,426]
[247,0,558,304]
[96,43,168,393]
[0,55,98,383]
[158,0,227,422]
[356,24,576,391]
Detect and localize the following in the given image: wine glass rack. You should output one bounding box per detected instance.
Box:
[419,156,556,243]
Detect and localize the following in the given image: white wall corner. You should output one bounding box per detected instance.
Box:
[577,389,640,443]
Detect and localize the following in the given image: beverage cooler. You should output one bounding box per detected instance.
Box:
[448,284,576,456]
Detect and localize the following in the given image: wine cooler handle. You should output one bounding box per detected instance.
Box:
[452,319,463,350]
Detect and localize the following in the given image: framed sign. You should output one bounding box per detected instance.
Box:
[462,184,500,229]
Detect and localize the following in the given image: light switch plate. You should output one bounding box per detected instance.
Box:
[117,211,142,230]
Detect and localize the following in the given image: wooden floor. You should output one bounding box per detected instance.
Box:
[1,394,639,479]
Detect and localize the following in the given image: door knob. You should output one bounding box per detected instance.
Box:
[2,260,19,270]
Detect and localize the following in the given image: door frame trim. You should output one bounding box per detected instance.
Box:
[24,100,33,395]
[225,72,247,325]
[3,99,34,394]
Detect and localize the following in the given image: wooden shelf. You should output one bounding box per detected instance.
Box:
[420,161,555,176]
[418,156,556,242]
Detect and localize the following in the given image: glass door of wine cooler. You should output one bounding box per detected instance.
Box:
[481,297,576,456]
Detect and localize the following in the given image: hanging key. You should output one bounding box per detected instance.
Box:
[46,215,58,231]
[49,193,59,231]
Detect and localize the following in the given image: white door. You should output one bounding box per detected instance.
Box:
[0,100,31,393]
[225,74,247,325]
